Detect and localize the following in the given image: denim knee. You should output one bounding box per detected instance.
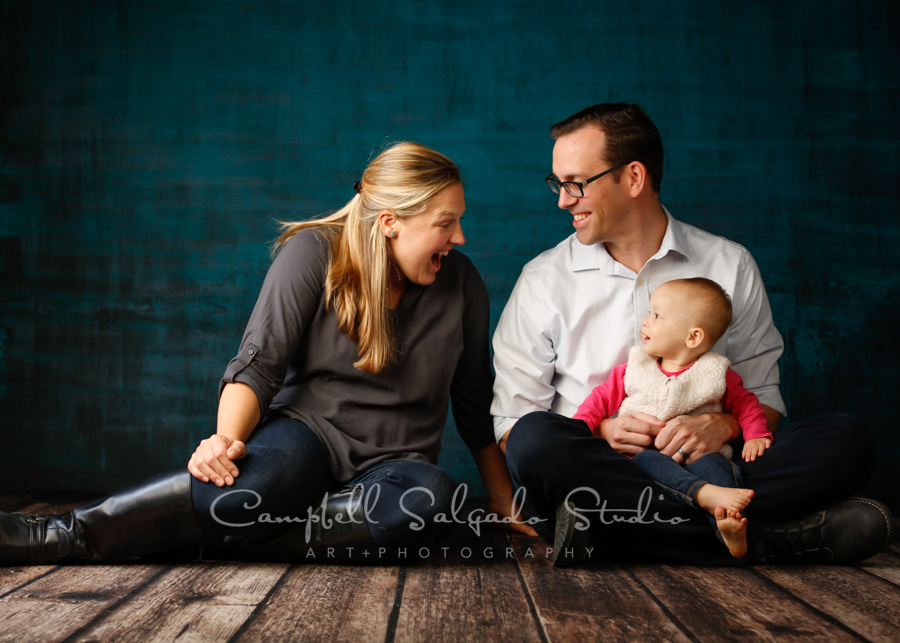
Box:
[829,415,875,472]
[359,462,457,548]
[783,414,875,484]
[395,467,456,522]
[687,453,743,488]
[192,416,334,540]
[506,411,551,462]
[506,411,588,480]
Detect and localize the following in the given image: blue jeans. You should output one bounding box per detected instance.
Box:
[505,412,874,566]
[631,450,744,506]
[191,415,457,549]
[632,450,744,542]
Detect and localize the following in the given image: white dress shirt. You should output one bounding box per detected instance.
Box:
[491,208,786,442]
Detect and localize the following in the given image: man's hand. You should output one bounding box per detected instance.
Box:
[597,412,666,455]
[655,413,739,465]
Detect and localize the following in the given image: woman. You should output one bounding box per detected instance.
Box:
[1,141,534,565]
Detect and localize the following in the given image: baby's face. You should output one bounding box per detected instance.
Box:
[640,284,696,359]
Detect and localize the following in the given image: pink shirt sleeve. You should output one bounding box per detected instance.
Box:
[574,363,628,435]
[723,369,772,441]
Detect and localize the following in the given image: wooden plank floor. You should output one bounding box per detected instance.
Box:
[1,494,898,642]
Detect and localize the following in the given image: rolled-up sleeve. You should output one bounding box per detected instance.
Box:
[220,231,327,417]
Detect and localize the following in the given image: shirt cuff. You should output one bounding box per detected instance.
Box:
[752,386,787,418]
[492,416,517,443]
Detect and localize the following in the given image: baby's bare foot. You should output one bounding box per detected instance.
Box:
[695,485,754,514]
[715,506,749,558]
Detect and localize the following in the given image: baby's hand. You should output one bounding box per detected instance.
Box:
[742,437,772,462]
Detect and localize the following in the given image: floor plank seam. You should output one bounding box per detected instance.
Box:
[747,567,870,641]
[510,536,549,643]
[622,566,700,642]
[0,566,61,600]
[226,562,295,642]
[383,565,408,643]
[855,566,900,590]
[58,564,174,643]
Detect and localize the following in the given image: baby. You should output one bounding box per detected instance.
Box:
[574,277,773,557]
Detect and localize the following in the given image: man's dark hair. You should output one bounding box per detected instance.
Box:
[550,103,664,194]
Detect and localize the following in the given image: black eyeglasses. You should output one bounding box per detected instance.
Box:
[545,162,628,198]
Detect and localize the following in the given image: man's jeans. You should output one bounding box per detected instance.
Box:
[506,412,874,565]
[191,415,458,549]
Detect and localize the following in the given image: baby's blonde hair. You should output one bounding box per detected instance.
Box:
[664,278,733,346]
[275,141,461,373]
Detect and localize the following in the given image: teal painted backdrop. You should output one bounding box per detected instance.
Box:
[1,1,898,506]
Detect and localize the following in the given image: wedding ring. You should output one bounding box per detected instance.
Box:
[677,448,689,457]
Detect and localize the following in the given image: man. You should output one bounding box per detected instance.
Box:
[492,103,892,566]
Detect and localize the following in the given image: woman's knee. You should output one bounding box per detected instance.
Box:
[240,418,331,490]
[192,417,335,539]
[363,462,457,548]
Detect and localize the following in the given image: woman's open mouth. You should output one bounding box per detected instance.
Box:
[431,250,449,270]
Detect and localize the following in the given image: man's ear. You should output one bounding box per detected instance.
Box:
[625,161,649,198]
[686,327,705,349]
[377,209,398,237]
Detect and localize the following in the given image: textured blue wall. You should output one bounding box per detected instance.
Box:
[1,1,898,506]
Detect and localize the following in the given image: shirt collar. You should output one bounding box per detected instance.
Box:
[656,206,692,262]
[570,205,691,274]
[658,360,693,377]
[570,236,611,272]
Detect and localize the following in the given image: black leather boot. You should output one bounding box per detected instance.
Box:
[0,471,204,565]
[754,497,894,564]
[233,485,386,563]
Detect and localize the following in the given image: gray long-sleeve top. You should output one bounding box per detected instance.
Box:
[220,229,495,482]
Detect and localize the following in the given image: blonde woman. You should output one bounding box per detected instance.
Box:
[1,142,534,565]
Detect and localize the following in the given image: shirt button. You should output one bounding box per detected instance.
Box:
[637,279,644,286]
[248,349,255,355]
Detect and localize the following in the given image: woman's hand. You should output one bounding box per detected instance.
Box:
[489,495,540,537]
[193,382,259,486]
[471,442,539,537]
[187,434,247,486]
